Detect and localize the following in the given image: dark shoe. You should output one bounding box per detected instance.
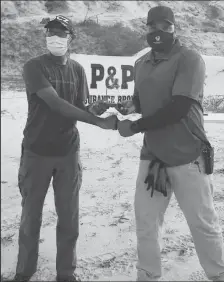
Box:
[13,274,31,282]
[56,274,81,282]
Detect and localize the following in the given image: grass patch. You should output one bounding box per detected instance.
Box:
[90,22,145,56]
[1,20,146,78]
[1,20,47,77]
[1,1,224,78]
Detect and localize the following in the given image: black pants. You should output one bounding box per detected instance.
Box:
[16,143,82,278]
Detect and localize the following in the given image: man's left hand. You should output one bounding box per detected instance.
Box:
[88,101,109,116]
[118,119,135,137]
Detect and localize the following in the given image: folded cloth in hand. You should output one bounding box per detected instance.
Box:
[144,159,170,197]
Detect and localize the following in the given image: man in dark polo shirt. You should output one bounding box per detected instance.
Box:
[14,15,117,282]
[117,6,224,282]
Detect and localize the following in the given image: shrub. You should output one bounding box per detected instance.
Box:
[85,22,145,56]
[1,20,47,77]
[203,96,224,113]
[217,25,224,33]
[45,0,69,13]
[207,5,223,20]
[77,19,100,27]
[73,21,146,56]
[1,19,146,79]
[106,1,122,11]
[202,20,217,28]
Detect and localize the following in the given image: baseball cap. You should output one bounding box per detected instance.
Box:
[147,6,175,25]
[44,15,75,38]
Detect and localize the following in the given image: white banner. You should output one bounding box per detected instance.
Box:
[71,53,135,104]
[71,50,224,104]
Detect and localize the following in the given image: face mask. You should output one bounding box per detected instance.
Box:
[146,30,174,53]
[46,35,69,56]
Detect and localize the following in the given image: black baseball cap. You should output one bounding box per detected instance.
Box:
[147,6,175,25]
[44,15,75,38]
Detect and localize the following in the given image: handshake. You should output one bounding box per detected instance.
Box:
[88,100,138,137]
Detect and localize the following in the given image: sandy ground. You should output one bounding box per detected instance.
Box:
[1,91,224,281]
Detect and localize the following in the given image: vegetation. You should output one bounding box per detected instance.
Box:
[1,1,223,112]
[1,19,147,78]
[203,96,224,113]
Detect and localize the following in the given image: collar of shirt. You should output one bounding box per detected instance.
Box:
[144,39,182,63]
[47,52,70,66]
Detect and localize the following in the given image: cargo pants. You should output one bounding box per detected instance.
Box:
[135,155,224,281]
[15,143,82,279]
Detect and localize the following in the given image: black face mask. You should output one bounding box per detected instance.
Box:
[146,30,175,53]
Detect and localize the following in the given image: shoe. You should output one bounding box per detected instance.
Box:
[56,274,81,282]
[13,274,31,282]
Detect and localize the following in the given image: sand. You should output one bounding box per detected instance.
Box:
[1,90,224,281]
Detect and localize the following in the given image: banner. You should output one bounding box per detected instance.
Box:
[71,50,224,104]
[71,53,136,104]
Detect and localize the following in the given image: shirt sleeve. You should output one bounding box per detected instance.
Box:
[23,59,51,95]
[132,61,141,113]
[77,65,90,105]
[134,96,194,132]
[172,49,206,101]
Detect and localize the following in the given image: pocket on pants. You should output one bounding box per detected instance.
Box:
[18,146,31,205]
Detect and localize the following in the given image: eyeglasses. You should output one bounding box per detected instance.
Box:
[148,22,175,33]
[46,28,70,38]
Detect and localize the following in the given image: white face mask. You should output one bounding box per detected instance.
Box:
[46,35,69,56]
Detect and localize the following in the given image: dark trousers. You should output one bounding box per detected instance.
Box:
[16,144,82,278]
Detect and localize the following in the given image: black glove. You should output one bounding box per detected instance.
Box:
[145,159,169,197]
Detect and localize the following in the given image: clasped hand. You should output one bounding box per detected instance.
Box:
[97,115,134,137]
[117,119,135,137]
[97,115,135,137]
[95,100,136,136]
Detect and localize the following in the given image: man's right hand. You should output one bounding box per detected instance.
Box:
[116,100,136,115]
[97,115,118,130]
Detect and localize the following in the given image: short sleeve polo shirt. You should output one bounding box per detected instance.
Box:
[134,39,207,166]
